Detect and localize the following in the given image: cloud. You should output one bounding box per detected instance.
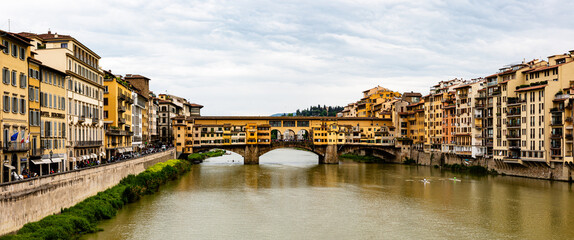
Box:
[4,0,574,115]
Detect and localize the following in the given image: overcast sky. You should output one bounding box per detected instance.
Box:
[3,0,574,115]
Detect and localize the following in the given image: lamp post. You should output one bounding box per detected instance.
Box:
[49,150,53,174]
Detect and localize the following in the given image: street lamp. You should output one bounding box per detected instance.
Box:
[49,150,53,174]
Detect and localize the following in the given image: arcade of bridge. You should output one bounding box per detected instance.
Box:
[173,116,394,155]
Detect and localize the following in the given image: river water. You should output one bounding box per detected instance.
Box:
[83,149,574,240]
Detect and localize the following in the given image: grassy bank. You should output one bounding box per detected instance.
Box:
[1,151,221,240]
[187,149,226,162]
[439,163,495,176]
[339,153,384,163]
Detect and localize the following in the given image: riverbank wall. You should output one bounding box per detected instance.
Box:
[0,149,176,236]
[396,148,573,181]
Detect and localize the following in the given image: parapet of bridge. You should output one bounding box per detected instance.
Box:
[172,116,399,164]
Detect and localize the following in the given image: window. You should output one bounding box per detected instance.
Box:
[2,68,8,84]
[12,97,17,113]
[3,95,9,112]
[1,40,8,54]
[29,87,34,100]
[19,47,25,60]
[20,99,25,114]
[61,43,68,48]
[11,44,17,57]
[11,70,17,86]
[19,73,27,88]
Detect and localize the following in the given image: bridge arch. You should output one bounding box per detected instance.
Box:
[271,129,282,140]
[296,129,310,141]
[283,129,296,141]
[339,145,398,162]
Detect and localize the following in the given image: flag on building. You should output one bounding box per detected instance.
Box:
[25,133,30,143]
[10,132,18,141]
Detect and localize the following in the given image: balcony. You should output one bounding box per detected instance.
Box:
[29,147,44,157]
[118,94,126,101]
[78,116,86,123]
[118,117,126,125]
[2,142,30,152]
[74,141,102,148]
[507,110,521,117]
[506,134,521,140]
[126,96,134,104]
[507,97,525,106]
[551,120,563,126]
[507,121,521,128]
[118,105,126,112]
[92,118,99,125]
[106,129,130,136]
[551,134,563,139]
[550,107,564,113]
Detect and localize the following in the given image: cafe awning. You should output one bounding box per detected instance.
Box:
[31,158,62,164]
[118,148,125,153]
[3,164,15,169]
[91,153,97,159]
[100,152,106,157]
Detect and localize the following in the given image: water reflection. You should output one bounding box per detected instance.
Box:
[84,149,574,240]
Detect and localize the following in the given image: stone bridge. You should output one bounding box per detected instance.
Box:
[191,141,400,164]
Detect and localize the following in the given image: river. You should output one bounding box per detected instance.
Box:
[83,149,574,240]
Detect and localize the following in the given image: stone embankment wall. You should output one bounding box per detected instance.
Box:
[397,148,573,181]
[0,149,176,236]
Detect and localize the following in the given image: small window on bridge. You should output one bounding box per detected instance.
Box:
[283,121,295,127]
[297,121,309,127]
[269,121,281,127]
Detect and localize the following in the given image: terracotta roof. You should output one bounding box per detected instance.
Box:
[485,73,498,78]
[189,103,203,108]
[403,92,422,97]
[522,64,562,74]
[125,74,150,80]
[515,85,547,92]
[2,30,32,46]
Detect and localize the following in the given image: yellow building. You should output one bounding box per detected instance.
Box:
[36,65,67,173]
[103,71,133,159]
[27,58,41,169]
[1,30,31,183]
[343,86,401,118]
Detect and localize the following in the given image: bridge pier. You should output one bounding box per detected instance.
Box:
[319,145,339,164]
[244,145,260,164]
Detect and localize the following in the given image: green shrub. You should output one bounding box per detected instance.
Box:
[403,157,416,165]
[339,153,384,163]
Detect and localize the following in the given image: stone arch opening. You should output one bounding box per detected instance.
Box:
[296,129,310,141]
[271,129,283,141]
[283,129,296,141]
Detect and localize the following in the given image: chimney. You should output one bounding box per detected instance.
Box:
[47,30,51,34]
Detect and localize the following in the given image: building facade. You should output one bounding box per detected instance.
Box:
[1,31,31,183]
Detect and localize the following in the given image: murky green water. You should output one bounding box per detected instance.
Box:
[83,149,574,240]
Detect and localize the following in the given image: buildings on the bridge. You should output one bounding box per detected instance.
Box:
[158,94,203,145]
[172,116,394,156]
